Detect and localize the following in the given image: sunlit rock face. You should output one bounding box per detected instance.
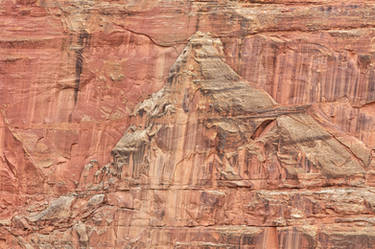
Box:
[2,1,375,248]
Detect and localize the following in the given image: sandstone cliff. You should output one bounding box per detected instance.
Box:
[1,1,375,248]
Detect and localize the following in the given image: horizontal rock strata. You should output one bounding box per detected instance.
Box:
[2,1,375,248]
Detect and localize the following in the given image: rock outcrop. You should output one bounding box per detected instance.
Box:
[2,1,375,248]
[1,31,375,249]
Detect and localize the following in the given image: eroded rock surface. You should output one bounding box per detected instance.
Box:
[1,31,375,248]
[2,1,375,248]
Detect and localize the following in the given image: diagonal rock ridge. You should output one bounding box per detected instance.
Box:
[113,32,370,186]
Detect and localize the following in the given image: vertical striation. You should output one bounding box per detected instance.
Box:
[2,32,374,249]
[2,1,375,248]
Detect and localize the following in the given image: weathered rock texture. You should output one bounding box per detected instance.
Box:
[1,1,375,248]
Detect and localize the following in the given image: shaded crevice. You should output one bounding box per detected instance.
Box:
[251,119,275,140]
[327,130,369,168]
[113,23,183,53]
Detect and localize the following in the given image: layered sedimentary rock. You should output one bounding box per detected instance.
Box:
[2,0,375,248]
[1,31,375,248]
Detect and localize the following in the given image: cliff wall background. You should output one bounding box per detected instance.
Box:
[1,0,375,248]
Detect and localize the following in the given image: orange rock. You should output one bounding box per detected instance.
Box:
[2,1,375,248]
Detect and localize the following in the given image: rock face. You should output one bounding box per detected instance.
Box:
[2,1,375,248]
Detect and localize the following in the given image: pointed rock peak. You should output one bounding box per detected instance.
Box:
[167,32,227,85]
[165,32,277,115]
[170,32,224,70]
[133,32,277,119]
[182,31,225,59]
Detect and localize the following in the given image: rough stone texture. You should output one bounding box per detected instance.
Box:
[2,1,375,248]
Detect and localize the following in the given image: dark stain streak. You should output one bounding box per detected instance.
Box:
[195,12,201,32]
[183,89,190,113]
[74,30,90,105]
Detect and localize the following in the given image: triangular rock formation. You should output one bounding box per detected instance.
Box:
[104,32,375,247]
[113,32,369,189]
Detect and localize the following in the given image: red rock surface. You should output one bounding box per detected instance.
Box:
[1,1,375,248]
